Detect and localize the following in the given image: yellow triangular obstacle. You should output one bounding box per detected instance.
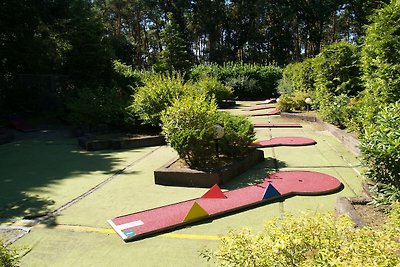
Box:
[183,202,209,222]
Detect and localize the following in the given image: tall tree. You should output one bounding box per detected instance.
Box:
[156,13,193,73]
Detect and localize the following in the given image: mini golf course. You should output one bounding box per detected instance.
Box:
[250,137,317,148]
[0,101,364,266]
[109,171,342,242]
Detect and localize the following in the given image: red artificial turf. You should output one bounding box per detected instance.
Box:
[249,108,281,116]
[249,137,316,148]
[243,105,275,111]
[253,123,302,128]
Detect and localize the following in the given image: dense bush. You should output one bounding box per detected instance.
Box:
[194,76,233,103]
[277,58,315,95]
[112,60,143,91]
[313,41,363,108]
[1,242,19,267]
[360,102,400,202]
[317,94,353,127]
[66,86,132,129]
[202,204,400,266]
[216,112,255,157]
[359,0,400,130]
[161,94,218,167]
[276,91,311,112]
[191,63,282,99]
[161,94,255,168]
[132,72,188,126]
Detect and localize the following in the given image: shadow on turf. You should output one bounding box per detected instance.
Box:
[222,157,287,190]
[0,128,145,220]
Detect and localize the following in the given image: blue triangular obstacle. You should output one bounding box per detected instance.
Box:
[262,183,281,200]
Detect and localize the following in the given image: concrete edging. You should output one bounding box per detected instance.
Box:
[280,112,360,155]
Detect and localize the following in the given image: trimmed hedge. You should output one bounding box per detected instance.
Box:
[191,63,282,99]
[360,0,400,129]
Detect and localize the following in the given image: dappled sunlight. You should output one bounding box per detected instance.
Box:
[0,129,152,220]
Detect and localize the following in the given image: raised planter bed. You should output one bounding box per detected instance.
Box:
[78,133,165,151]
[154,149,264,188]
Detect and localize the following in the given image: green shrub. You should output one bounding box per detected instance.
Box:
[291,91,311,111]
[202,206,400,266]
[369,183,400,206]
[161,94,255,168]
[360,102,400,201]
[190,63,282,99]
[314,41,362,102]
[161,94,218,167]
[216,112,255,157]
[318,94,352,127]
[1,242,19,267]
[277,91,311,112]
[359,0,400,130]
[112,60,142,92]
[225,75,259,99]
[276,94,295,112]
[278,59,316,95]
[132,72,188,126]
[194,76,233,103]
[66,86,131,129]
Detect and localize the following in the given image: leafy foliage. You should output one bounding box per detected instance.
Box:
[131,72,188,126]
[161,94,255,168]
[191,63,282,99]
[161,94,218,168]
[112,60,142,92]
[359,0,400,129]
[277,91,311,112]
[216,112,255,157]
[66,86,132,129]
[202,206,400,266]
[155,13,193,74]
[0,242,19,267]
[317,94,353,127]
[360,102,400,199]
[194,76,233,103]
[63,0,113,86]
[277,59,316,95]
[313,41,363,106]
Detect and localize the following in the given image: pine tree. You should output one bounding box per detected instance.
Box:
[156,13,193,74]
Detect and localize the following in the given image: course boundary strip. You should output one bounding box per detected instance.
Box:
[7,223,222,241]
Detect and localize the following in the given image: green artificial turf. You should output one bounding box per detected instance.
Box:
[2,102,366,266]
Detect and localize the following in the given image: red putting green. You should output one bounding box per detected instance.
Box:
[250,137,316,148]
[244,105,275,111]
[249,108,281,116]
[253,123,302,128]
[108,171,342,242]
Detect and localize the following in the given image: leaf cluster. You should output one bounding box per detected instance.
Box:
[0,242,19,267]
[161,94,255,168]
[203,206,400,266]
[360,101,400,201]
[190,63,282,99]
[131,72,188,126]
